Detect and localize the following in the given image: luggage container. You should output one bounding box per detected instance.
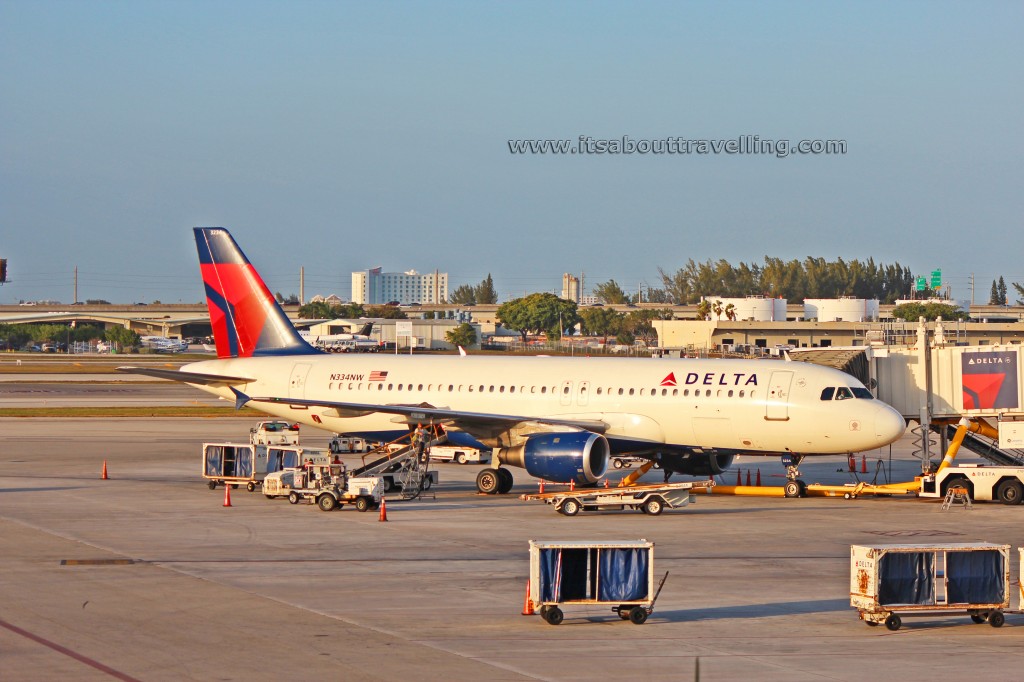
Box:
[850,542,1011,630]
[202,443,329,492]
[528,539,667,625]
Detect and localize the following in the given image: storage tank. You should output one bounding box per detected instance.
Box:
[701,296,787,321]
[804,297,879,322]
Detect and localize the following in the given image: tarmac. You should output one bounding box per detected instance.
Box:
[2,385,1024,680]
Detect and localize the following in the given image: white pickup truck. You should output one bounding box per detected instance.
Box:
[428,445,489,465]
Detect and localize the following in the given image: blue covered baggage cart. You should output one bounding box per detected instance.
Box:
[528,539,667,625]
[850,543,1011,630]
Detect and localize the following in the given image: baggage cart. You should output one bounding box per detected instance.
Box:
[528,539,667,625]
[850,542,1013,630]
[520,480,711,516]
[202,443,328,492]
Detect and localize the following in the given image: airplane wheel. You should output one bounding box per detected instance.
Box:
[497,468,514,494]
[784,481,802,498]
[476,469,500,495]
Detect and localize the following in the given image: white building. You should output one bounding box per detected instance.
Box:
[561,274,580,303]
[352,267,448,305]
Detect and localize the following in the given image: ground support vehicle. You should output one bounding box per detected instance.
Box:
[202,443,329,492]
[249,421,300,446]
[262,463,383,512]
[610,456,652,470]
[428,445,489,465]
[917,464,1024,504]
[519,480,712,516]
[528,539,667,625]
[350,434,439,499]
[328,435,378,454]
[850,543,1021,630]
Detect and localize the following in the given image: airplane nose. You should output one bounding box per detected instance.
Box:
[874,405,906,444]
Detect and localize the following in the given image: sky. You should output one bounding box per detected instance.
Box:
[1,0,1022,305]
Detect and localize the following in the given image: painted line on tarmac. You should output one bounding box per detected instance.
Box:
[0,617,143,682]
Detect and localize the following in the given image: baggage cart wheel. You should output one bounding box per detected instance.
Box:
[613,459,623,469]
[208,480,218,490]
[288,491,300,505]
[246,481,256,492]
[476,469,500,495]
[539,606,549,618]
[884,614,901,631]
[643,497,664,516]
[561,499,582,516]
[421,476,432,491]
[617,607,631,620]
[265,494,275,500]
[543,606,563,625]
[317,494,337,512]
[355,496,370,512]
[628,607,648,625]
[455,453,467,465]
[971,614,987,624]
[989,611,1005,628]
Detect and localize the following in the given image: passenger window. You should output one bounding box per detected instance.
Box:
[618,388,624,396]
[563,386,570,394]
[683,389,689,397]
[500,386,505,393]
[489,386,495,393]
[739,390,745,398]
[629,388,635,396]
[479,385,484,392]
[820,387,836,401]
[541,387,547,394]
[418,384,423,391]
[835,387,854,400]
[672,389,678,396]
[597,388,603,395]
[387,384,393,391]
[397,384,403,391]
[728,390,734,397]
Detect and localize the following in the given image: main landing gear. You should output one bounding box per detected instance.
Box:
[783,454,807,498]
[476,467,514,495]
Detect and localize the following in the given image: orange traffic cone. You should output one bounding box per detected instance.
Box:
[756,469,761,486]
[569,479,575,491]
[538,480,545,494]
[861,454,868,474]
[101,460,108,480]
[746,470,752,486]
[604,478,610,488]
[223,484,232,507]
[379,497,388,522]
[736,469,742,485]
[521,579,534,616]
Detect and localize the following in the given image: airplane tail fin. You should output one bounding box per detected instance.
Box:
[194,227,316,359]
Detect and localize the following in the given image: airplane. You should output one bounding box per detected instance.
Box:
[119,227,907,497]
[298,323,378,351]
[139,336,189,353]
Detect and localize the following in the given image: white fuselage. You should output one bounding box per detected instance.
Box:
[184,354,906,456]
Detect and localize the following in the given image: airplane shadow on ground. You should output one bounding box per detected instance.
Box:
[0,485,89,494]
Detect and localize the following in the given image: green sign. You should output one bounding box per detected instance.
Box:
[930,269,942,289]
[915,276,927,292]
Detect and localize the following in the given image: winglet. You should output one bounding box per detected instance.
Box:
[231,387,252,411]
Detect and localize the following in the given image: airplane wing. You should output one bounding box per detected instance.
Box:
[116,366,254,386]
[241,393,609,439]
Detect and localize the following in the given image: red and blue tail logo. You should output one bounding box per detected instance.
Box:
[194,227,315,358]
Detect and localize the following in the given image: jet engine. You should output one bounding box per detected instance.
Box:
[497,432,609,485]
[662,451,735,477]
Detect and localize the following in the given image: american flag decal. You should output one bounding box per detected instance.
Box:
[369,370,388,382]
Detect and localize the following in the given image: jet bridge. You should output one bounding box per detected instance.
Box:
[791,319,1024,471]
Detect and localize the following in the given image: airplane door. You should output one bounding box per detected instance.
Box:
[766,371,793,421]
[578,380,590,406]
[559,380,573,406]
[290,363,312,400]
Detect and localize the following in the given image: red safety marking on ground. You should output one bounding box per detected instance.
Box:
[0,617,142,682]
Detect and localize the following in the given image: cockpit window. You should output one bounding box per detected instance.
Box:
[820,387,835,401]
[835,387,854,400]
[852,387,873,399]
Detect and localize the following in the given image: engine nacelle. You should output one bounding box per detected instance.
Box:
[663,452,735,477]
[498,432,609,485]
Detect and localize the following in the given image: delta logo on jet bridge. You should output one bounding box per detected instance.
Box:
[961,351,1019,410]
[660,371,759,387]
